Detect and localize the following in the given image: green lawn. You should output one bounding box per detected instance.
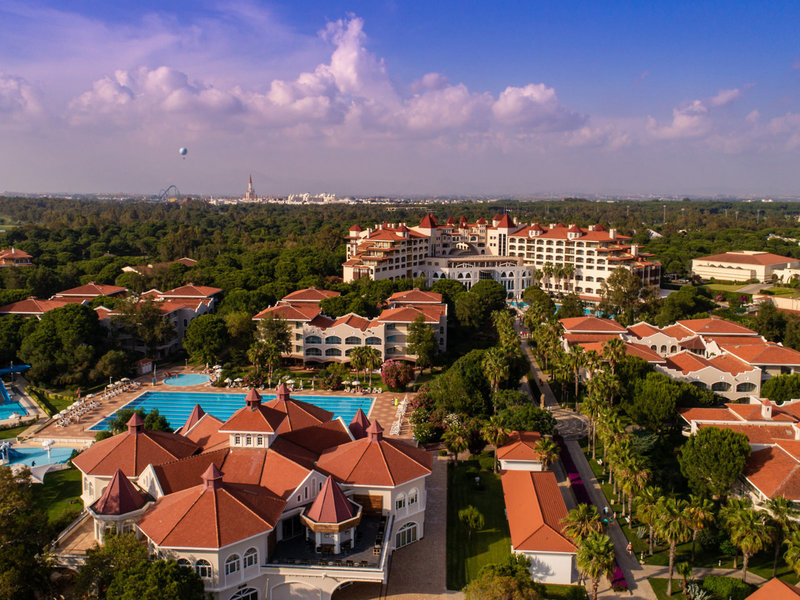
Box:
[31,467,83,525]
[763,287,800,297]
[446,454,512,590]
[703,283,747,293]
[0,424,31,439]
[543,583,588,600]
[648,577,684,600]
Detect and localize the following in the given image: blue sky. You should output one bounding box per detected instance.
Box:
[1,1,799,196]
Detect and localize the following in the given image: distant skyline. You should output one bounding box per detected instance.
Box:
[1,1,799,196]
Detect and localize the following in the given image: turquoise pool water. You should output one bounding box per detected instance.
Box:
[164,373,211,386]
[1,446,75,467]
[88,391,374,432]
[0,401,28,420]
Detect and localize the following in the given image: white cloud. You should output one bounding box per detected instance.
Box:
[647,100,711,140]
[708,88,742,107]
[0,73,43,130]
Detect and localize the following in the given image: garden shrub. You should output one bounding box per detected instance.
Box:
[702,575,754,600]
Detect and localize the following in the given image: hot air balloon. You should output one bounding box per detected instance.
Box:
[179,147,188,158]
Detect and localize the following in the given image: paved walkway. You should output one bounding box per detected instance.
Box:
[336,457,460,600]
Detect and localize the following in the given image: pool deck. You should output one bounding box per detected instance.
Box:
[30,367,414,443]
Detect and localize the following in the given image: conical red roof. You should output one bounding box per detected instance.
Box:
[305,476,358,524]
[91,468,147,515]
[127,413,145,433]
[366,420,384,442]
[419,214,437,228]
[476,217,487,225]
[349,224,362,232]
[179,404,206,434]
[349,409,370,439]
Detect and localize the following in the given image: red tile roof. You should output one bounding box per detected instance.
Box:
[626,322,661,338]
[501,470,577,553]
[708,354,757,376]
[330,313,374,331]
[137,469,285,549]
[722,343,800,366]
[349,409,370,440]
[281,287,340,303]
[559,316,627,333]
[176,404,206,435]
[387,289,443,304]
[277,420,354,458]
[580,341,665,364]
[73,428,200,477]
[697,423,796,444]
[0,298,74,315]
[264,387,333,434]
[663,351,716,375]
[54,282,127,298]
[378,305,445,324]
[253,303,320,321]
[0,247,31,259]
[744,446,800,500]
[696,252,799,266]
[494,214,514,229]
[218,391,286,433]
[745,578,800,600]
[305,476,359,524]
[496,431,542,462]
[676,317,758,337]
[180,414,228,451]
[563,333,621,346]
[316,426,432,486]
[419,214,438,228]
[90,469,147,516]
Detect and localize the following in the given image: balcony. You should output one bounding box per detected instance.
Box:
[264,515,394,583]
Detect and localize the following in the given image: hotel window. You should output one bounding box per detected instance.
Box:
[225,554,240,576]
[243,547,258,569]
[178,558,192,569]
[408,488,419,506]
[245,435,252,446]
[195,560,212,579]
[395,494,406,510]
[256,436,263,446]
[234,435,241,445]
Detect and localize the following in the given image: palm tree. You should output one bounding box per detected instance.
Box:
[676,562,693,596]
[562,263,576,293]
[482,416,510,473]
[350,346,368,381]
[622,458,650,516]
[686,495,715,562]
[784,528,800,579]
[442,423,469,463]
[766,496,798,577]
[728,505,770,582]
[534,437,560,470]
[482,346,510,398]
[564,344,586,401]
[561,504,603,544]
[655,497,691,596]
[577,531,616,600]
[363,347,382,385]
[721,497,752,569]
[635,485,663,555]
[602,337,627,377]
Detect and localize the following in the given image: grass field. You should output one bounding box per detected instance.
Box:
[703,283,747,293]
[31,467,83,525]
[0,424,31,439]
[648,577,684,600]
[446,453,511,590]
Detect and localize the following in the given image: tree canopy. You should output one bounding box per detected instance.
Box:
[679,427,751,498]
[761,373,800,404]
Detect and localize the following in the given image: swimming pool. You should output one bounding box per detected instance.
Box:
[164,373,211,386]
[88,391,374,432]
[0,401,28,420]
[0,446,75,467]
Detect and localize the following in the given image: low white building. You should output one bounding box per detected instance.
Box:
[691,251,800,283]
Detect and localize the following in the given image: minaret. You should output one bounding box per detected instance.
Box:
[244,174,256,201]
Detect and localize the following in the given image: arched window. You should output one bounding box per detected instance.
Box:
[670,346,677,353]
[712,381,731,392]
[230,588,258,600]
[737,382,757,392]
[660,345,667,353]
[396,522,418,548]
[366,337,381,345]
[195,559,212,579]
[325,336,342,345]
[305,335,322,345]
[395,494,406,511]
[243,547,258,569]
[345,336,361,345]
[225,554,240,576]
[325,348,342,357]
[177,558,192,569]
[408,488,419,507]
[306,347,322,356]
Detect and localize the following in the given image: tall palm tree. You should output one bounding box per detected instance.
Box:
[350,346,368,381]
[561,504,603,544]
[686,495,715,562]
[655,497,691,596]
[562,263,576,293]
[543,262,554,291]
[482,346,510,397]
[766,496,798,577]
[602,337,627,377]
[442,424,469,464]
[564,344,586,400]
[784,528,800,579]
[721,497,752,569]
[482,416,510,473]
[363,347,382,385]
[635,485,663,555]
[622,458,650,516]
[534,437,560,470]
[728,506,770,583]
[577,531,616,600]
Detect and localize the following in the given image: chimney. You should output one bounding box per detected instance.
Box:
[127,413,144,435]
[366,420,384,443]
[201,464,224,491]
[245,389,262,409]
[761,398,772,420]
[275,383,291,403]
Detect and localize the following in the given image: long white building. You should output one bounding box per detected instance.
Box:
[343,214,661,302]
